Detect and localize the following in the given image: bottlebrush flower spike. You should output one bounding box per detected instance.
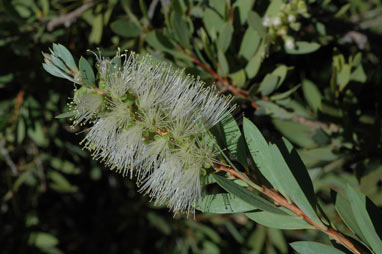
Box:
[43,44,234,214]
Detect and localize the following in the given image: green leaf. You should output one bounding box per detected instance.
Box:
[271,65,288,89]
[48,171,78,193]
[334,191,369,245]
[110,19,141,38]
[217,50,229,74]
[17,118,25,144]
[258,74,279,96]
[245,53,262,79]
[346,185,382,254]
[171,12,191,49]
[232,0,256,25]
[285,41,320,55]
[298,146,337,168]
[210,0,226,17]
[200,174,217,186]
[302,79,322,113]
[203,8,224,40]
[334,3,351,18]
[217,23,233,53]
[338,64,351,91]
[248,225,266,252]
[79,57,95,87]
[248,11,266,37]
[270,139,324,227]
[55,111,75,119]
[290,241,346,254]
[350,65,367,83]
[246,211,313,229]
[256,100,294,119]
[229,69,246,89]
[42,63,74,82]
[351,52,362,67]
[198,193,257,213]
[50,157,79,174]
[270,84,300,101]
[52,44,77,70]
[238,27,261,60]
[30,232,59,249]
[146,31,175,52]
[213,174,284,214]
[89,14,103,44]
[265,0,283,17]
[0,73,14,83]
[243,117,305,200]
[268,228,288,253]
[27,122,49,147]
[273,119,317,148]
[243,118,285,194]
[243,117,322,227]
[219,113,248,168]
[146,212,170,235]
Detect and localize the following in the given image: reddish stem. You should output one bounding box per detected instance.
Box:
[214,163,363,254]
[176,46,258,107]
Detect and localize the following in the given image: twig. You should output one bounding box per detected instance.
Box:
[31,144,46,192]
[10,90,24,123]
[215,163,363,254]
[176,46,257,107]
[177,45,339,131]
[292,116,340,132]
[360,17,382,30]
[0,139,18,176]
[47,1,95,31]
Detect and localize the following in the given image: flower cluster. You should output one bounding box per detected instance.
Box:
[262,0,310,50]
[43,45,233,214]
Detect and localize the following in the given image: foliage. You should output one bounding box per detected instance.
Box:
[1,0,382,253]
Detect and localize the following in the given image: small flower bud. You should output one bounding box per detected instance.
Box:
[285,37,296,50]
[263,16,271,27]
[272,16,282,26]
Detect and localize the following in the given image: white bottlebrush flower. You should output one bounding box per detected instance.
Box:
[44,46,234,215]
[71,89,103,125]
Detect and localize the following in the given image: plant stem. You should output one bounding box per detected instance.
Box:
[214,163,363,254]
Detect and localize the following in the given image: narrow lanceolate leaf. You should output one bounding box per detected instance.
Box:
[220,114,248,168]
[213,174,284,214]
[302,79,322,113]
[247,11,266,37]
[52,43,77,70]
[198,193,257,214]
[171,12,191,49]
[217,50,229,74]
[284,41,320,55]
[217,23,233,53]
[79,57,96,87]
[110,19,141,38]
[55,111,75,119]
[273,138,325,228]
[334,191,370,249]
[243,118,324,228]
[290,241,346,254]
[258,74,279,96]
[346,185,382,254]
[246,211,313,230]
[242,118,285,195]
[238,27,261,60]
[42,63,74,82]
